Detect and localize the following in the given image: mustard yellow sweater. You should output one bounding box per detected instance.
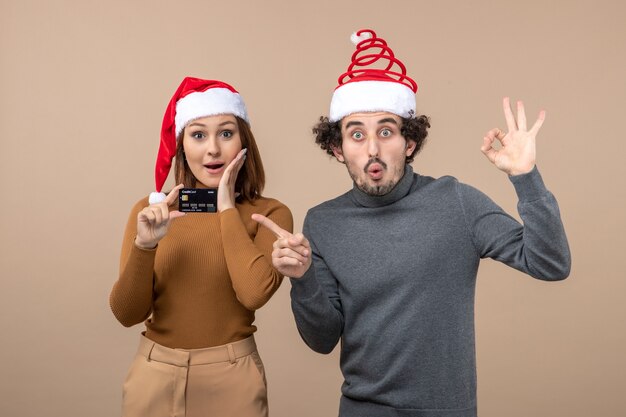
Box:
[110,196,292,349]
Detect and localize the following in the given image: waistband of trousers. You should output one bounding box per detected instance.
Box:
[137,334,257,367]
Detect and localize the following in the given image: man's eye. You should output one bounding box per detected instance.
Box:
[380,129,392,137]
[352,132,363,140]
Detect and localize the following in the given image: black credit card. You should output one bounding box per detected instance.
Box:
[179,188,217,213]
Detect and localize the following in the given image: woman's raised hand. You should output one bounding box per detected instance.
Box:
[135,184,186,249]
[218,148,247,212]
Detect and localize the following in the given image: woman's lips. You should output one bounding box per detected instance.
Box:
[204,163,225,174]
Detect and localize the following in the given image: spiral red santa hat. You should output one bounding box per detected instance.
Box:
[329,29,418,122]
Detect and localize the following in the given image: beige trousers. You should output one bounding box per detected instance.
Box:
[121,334,268,417]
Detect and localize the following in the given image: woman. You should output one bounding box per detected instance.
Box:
[110,77,292,417]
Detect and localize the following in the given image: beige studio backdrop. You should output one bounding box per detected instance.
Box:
[1,0,625,416]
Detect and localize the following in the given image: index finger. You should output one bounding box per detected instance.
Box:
[164,183,185,206]
[502,97,518,132]
[251,213,290,238]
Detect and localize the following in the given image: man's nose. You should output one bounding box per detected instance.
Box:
[367,137,379,157]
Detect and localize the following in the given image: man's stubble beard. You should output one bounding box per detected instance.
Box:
[346,158,406,196]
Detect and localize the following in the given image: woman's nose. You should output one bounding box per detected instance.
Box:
[206,137,220,156]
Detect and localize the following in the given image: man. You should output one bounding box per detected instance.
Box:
[253,29,570,417]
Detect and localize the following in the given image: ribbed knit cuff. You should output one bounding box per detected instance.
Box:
[131,238,158,256]
[219,207,243,230]
[509,165,548,202]
[126,240,158,274]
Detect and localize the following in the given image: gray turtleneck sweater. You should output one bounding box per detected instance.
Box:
[290,165,570,417]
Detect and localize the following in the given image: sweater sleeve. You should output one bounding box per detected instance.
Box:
[289,216,344,354]
[109,198,155,327]
[458,166,571,280]
[220,200,293,311]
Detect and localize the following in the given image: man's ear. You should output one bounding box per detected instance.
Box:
[332,145,345,163]
[405,139,417,157]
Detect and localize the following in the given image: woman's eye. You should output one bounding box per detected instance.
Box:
[352,131,364,140]
[380,128,392,137]
[221,130,233,138]
[191,131,205,139]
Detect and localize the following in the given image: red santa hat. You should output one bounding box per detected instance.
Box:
[329,29,418,122]
[149,77,249,204]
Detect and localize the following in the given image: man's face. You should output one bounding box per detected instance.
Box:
[333,112,416,196]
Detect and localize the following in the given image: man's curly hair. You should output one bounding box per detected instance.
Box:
[312,114,431,163]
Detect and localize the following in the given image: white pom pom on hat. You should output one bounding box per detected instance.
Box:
[149,192,166,205]
[350,30,373,45]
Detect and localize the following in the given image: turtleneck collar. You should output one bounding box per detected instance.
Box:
[350,164,415,208]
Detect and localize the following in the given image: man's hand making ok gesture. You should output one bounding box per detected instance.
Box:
[481,97,545,176]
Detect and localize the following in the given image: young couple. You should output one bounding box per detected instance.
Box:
[110,29,570,417]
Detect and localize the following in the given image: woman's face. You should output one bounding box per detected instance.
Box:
[182,114,243,188]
